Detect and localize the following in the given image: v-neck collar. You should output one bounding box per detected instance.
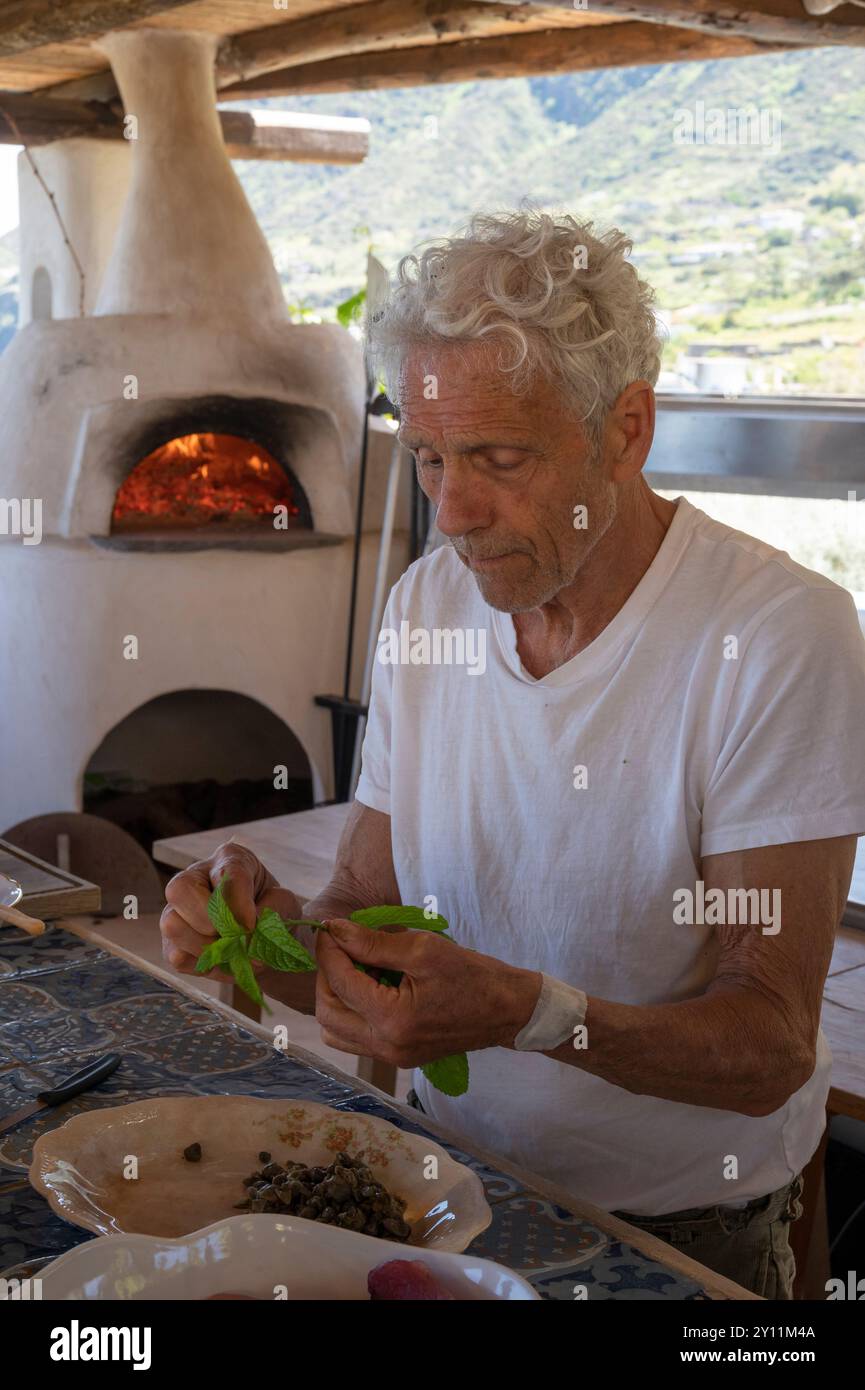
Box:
[490,497,698,687]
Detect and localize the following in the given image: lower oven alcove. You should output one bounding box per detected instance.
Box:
[82,689,313,855]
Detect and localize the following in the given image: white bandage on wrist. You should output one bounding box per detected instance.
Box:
[513,973,588,1052]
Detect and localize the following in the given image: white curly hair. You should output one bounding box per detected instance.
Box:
[366,207,664,453]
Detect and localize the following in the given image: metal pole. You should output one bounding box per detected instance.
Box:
[348,435,403,798]
[343,399,371,700]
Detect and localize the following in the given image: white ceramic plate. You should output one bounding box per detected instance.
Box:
[30,1095,491,1252]
[32,1213,539,1301]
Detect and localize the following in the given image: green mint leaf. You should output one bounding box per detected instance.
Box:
[254,908,306,945]
[252,909,317,970]
[225,938,269,1012]
[421,1053,469,1098]
[207,877,244,939]
[249,916,316,973]
[350,905,449,933]
[195,936,242,975]
[204,889,464,1076]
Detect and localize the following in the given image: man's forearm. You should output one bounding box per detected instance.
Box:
[539,985,815,1117]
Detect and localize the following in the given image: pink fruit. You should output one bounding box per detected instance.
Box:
[368,1259,455,1300]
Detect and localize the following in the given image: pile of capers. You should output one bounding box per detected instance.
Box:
[235,1149,412,1242]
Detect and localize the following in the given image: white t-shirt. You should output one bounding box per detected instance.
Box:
[355,497,865,1216]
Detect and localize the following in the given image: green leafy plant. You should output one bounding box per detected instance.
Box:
[198,880,469,1096]
[335,287,366,328]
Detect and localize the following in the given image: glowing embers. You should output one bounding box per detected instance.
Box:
[111,432,300,531]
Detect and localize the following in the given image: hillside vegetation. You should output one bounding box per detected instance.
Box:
[234,45,865,395]
[2,46,863,393]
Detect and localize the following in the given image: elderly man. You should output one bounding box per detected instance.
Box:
[161,211,865,1299]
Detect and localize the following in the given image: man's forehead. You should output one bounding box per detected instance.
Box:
[396,390,539,444]
[398,341,498,399]
[396,420,541,452]
[396,355,568,449]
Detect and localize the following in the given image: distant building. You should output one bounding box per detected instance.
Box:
[756,208,805,232]
[668,240,755,265]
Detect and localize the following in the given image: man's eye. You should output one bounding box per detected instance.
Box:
[416,454,443,469]
[488,452,528,470]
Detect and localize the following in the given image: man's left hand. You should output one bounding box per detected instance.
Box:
[315,920,541,1067]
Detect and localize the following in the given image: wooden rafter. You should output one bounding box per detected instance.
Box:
[6,0,865,106]
[216,0,604,86]
[0,91,117,141]
[218,20,785,98]
[0,0,194,59]
[38,1,625,102]
[0,89,370,162]
[527,1,865,48]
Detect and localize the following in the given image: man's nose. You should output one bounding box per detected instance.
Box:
[433,462,490,538]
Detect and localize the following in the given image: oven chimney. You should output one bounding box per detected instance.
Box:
[93,28,287,324]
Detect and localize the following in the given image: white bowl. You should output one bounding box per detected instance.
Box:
[0,873,23,909]
[34,1214,540,1300]
[30,1095,491,1251]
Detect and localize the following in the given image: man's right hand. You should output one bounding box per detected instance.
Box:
[159,841,303,978]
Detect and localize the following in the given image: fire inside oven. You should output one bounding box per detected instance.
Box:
[111,432,301,531]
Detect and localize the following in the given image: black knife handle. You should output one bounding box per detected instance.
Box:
[36,1053,122,1106]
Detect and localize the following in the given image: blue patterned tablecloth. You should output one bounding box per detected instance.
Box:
[0,926,711,1300]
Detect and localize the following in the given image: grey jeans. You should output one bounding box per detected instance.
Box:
[613,1174,804,1299]
[405,1091,803,1299]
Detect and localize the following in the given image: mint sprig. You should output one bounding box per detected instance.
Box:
[420,1052,470,1098]
[250,908,319,973]
[198,881,469,1096]
[196,877,318,1015]
[350,905,449,933]
[207,879,244,939]
[196,934,243,974]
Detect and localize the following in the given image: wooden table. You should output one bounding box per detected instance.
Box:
[153,808,865,1296]
[823,925,865,1124]
[787,923,865,1297]
[1,919,754,1301]
[153,804,351,903]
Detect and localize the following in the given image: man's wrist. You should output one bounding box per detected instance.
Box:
[496,966,544,1049]
[512,973,589,1052]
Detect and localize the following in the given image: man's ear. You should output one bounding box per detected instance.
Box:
[605,380,656,481]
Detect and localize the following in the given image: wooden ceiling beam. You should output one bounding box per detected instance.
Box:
[39,1,614,102]
[0,91,118,142]
[0,90,370,162]
[218,20,785,98]
[222,111,369,163]
[22,0,865,108]
[0,0,194,59]
[215,0,609,86]
[512,0,865,48]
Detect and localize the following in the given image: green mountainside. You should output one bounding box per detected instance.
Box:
[233,45,865,394]
[1,47,862,391]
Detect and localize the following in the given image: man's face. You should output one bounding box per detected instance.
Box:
[397,341,617,612]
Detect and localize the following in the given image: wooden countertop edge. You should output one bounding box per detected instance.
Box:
[827,1085,865,1124]
[59,914,758,1302]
